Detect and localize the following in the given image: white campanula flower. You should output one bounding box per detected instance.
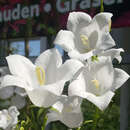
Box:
[2,48,83,108]
[0,106,19,130]
[47,96,83,128]
[68,57,129,110]
[0,67,26,109]
[54,12,115,61]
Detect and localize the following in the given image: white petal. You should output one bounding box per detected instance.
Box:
[58,96,83,128]
[0,66,9,76]
[70,88,114,111]
[10,95,26,109]
[46,112,60,125]
[0,86,14,99]
[0,110,9,129]
[68,73,86,97]
[67,11,92,33]
[54,30,75,52]
[26,80,65,108]
[97,33,115,50]
[8,106,19,126]
[1,75,31,90]
[35,48,62,84]
[8,106,19,117]
[6,55,37,89]
[14,87,27,97]
[112,68,130,90]
[57,59,83,81]
[68,50,93,61]
[99,48,124,63]
[61,111,83,128]
[49,96,83,128]
[93,12,113,32]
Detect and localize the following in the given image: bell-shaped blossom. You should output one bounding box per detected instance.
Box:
[0,106,19,130]
[2,48,83,108]
[68,57,129,110]
[47,96,83,128]
[0,67,26,109]
[54,12,115,61]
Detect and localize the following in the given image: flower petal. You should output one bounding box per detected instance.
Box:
[97,33,115,50]
[1,75,31,90]
[67,11,92,33]
[0,67,9,76]
[35,48,62,84]
[93,12,113,32]
[57,59,84,81]
[54,30,75,52]
[10,95,26,109]
[6,55,38,89]
[112,68,130,90]
[26,80,65,107]
[69,60,115,110]
[68,50,93,61]
[48,96,83,128]
[99,48,124,63]
[0,86,14,100]
[70,86,114,111]
[14,87,27,97]
[46,112,60,125]
[61,110,83,128]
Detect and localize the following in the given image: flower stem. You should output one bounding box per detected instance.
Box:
[41,108,49,130]
[92,107,99,130]
[100,0,104,12]
[41,115,47,130]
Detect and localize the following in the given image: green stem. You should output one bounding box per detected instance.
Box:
[41,109,48,130]
[92,107,99,130]
[100,0,104,12]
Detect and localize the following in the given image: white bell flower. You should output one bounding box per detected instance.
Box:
[0,67,26,109]
[0,106,19,130]
[47,96,83,128]
[68,57,130,110]
[54,12,115,61]
[2,48,83,108]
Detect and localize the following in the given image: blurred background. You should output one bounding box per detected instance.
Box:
[0,0,130,130]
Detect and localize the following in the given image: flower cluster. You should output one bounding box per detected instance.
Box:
[0,11,130,129]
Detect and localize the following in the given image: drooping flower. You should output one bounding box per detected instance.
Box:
[0,106,19,130]
[54,12,115,61]
[47,95,83,128]
[68,57,130,110]
[2,48,83,108]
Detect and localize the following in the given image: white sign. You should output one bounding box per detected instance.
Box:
[0,0,123,22]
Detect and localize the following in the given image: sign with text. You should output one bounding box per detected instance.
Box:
[0,0,129,39]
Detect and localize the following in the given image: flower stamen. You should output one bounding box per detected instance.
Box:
[35,66,45,85]
[109,20,111,32]
[80,34,91,51]
[91,79,100,89]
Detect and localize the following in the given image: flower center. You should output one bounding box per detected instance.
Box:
[7,114,11,121]
[80,34,91,51]
[35,66,45,85]
[91,79,99,89]
[65,106,73,113]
